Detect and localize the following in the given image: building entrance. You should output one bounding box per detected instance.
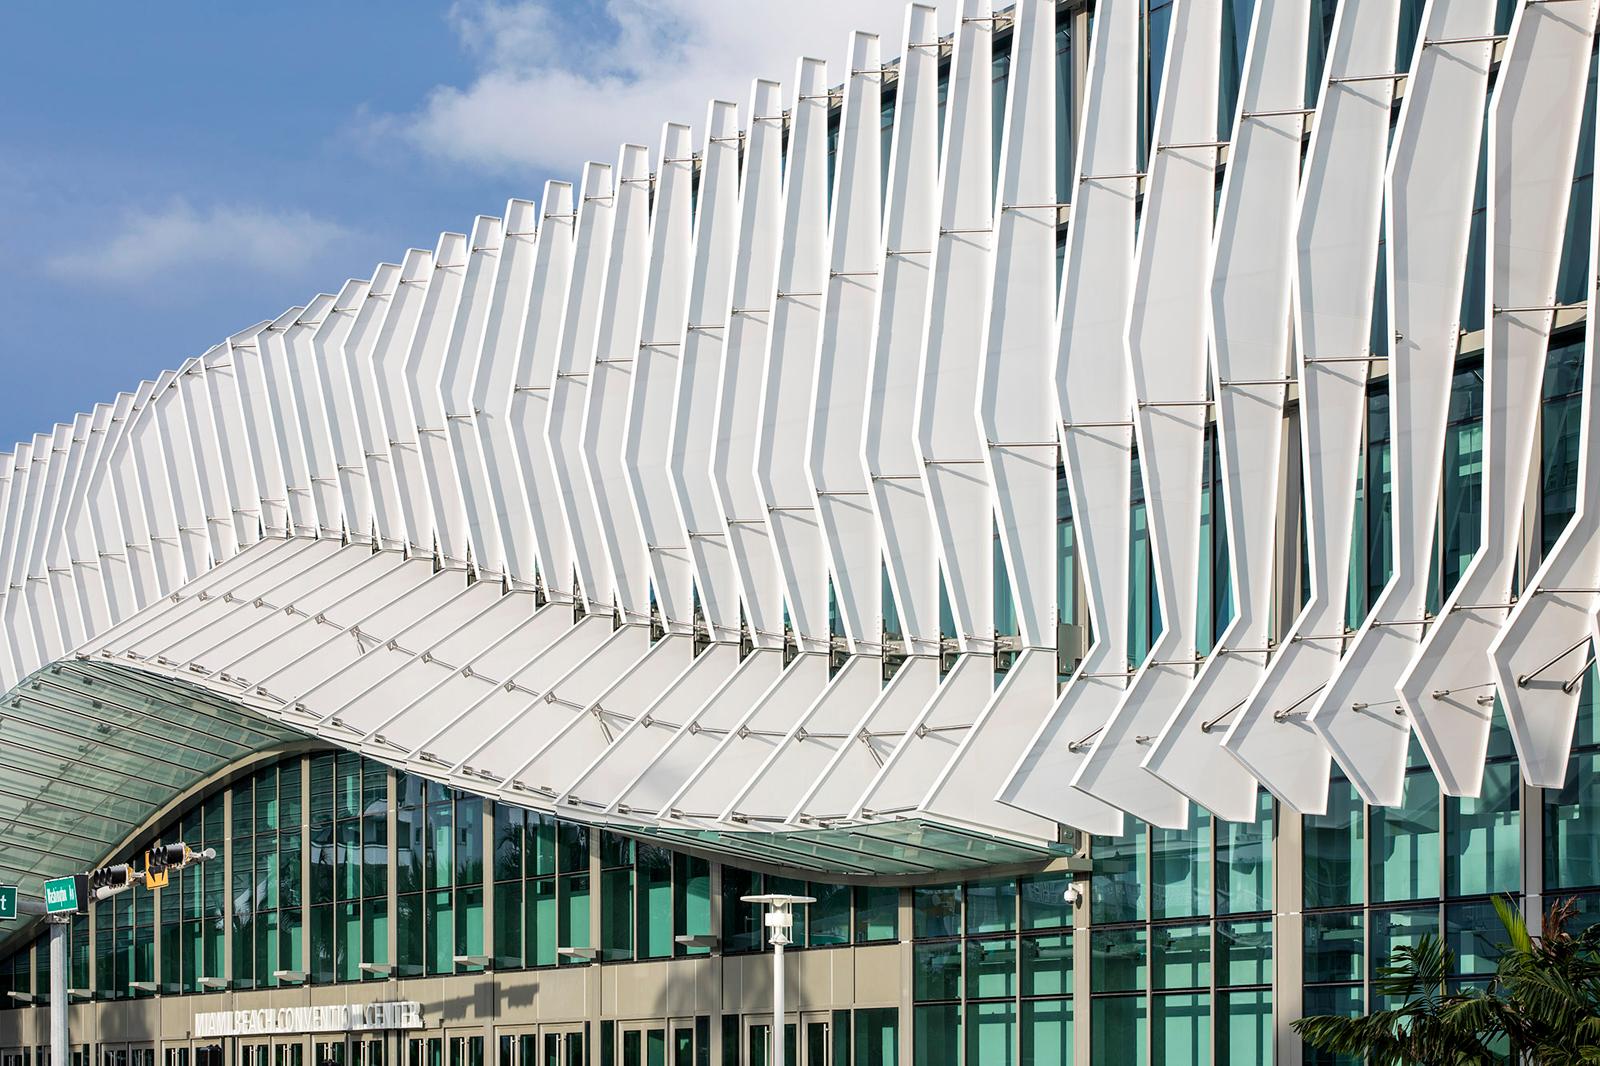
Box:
[312,1037,385,1066]
[743,1015,834,1066]
[100,1045,155,1066]
[615,1025,661,1066]
[493,1024,581,1066]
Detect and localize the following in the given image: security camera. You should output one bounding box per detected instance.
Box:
[1062,883,1083,908]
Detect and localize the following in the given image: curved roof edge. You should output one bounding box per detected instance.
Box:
[0,656,1076,956]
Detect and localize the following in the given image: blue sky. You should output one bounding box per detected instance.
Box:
[0,0,948,449]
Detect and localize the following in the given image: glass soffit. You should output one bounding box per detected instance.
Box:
[0,659,302,954]
[632,820,1073,880]
[0,653,1073,960]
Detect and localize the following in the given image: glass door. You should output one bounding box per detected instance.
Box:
[271,1040,306,1066]
[349,1040,384,1066]
[669,1026,693,1066]
[740,1021,796,1066]
[235,1041,268,1066]
[494,1031,532,1066]
[311,1041,345,1066]
[616,1026,664,1066]
[801,1015,831,1066]
[404,1036,442,1066]
[445,1034,482,1066]
[534,1028,581,1066]
[666,1020,710,1066]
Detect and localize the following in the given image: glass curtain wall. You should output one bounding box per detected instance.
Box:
[911,873,1078,1066]
[1088,796,1273,1066]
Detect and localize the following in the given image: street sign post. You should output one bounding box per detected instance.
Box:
[43,876,84,916]
[0,886,15,921]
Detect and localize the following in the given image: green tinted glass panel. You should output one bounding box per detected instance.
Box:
[1090,927,1146,993]
[427,804,454,891]
[1089,994,1144,1066]
[1151,991,1209,1066]
[1216,919,1271,987]
[1152,921,1209,990]
[1020,872,1075,930]
[636,846,673,959]
[1371,906,1439,1008]
[1219,989,1271,1064]
[426,890,452,975]
[559,874,590,961]
[966,879,1018,934]
[397,894,423,978]
[1020,933,1072,997]
[673,854,711,956]
[1545,749,1600,890]
[1305,778,1364,907]
[1152,811,1211,919]
[528,878,557,967]
[558,823,589,874]
[1304,911,1363,985]
[854,886,898,943]
[601,867,633,963]
[1447,759,1520,896]
[493,879,523,969]
[1371,763,1441,903]
[1020,998,1071,1066]
[455,886,484,965]
[855,1007,898,1066]
[1092,830,1146,924]
[1301,985,1363,1066]
[455,797,483,887]
[1217,792,1272,914]
[913,1005,961,1066]
[966,1001,1016,1066]
[913,941,962,1002]
[966,936,1017,999]
[1446,900,1504,979]
[914,885,963,939]
[809,882,850,947]
[492,804,524,882]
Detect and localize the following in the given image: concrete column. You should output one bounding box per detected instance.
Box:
[896,889,912,1066]
[1275,807,1304,1065]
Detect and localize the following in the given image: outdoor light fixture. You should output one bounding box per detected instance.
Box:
[128,982,156,993]
[272,970,306,984]
[197,977,228,990]
[66,989,91,1001]
[358,963,393,977]
[741,894,814,1066]
[7,991,37,1004]
[556,947,598,961]
[452,955,489,968]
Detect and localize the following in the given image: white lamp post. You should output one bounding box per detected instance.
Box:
[741,893,813,1066]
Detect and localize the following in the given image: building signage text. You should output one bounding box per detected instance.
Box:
[194,1002,424,1038]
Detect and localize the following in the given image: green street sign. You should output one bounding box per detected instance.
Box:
[44,875,83,915]
[0,886,15,921]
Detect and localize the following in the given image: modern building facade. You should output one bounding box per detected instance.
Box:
[1,0,1598,1061]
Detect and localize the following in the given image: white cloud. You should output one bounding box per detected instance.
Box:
[46,199,357,289]
[387,0,958,175]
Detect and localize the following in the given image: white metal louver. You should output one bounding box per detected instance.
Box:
[5,0,1596,853]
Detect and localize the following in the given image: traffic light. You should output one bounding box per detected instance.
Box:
[146,843,188,874]
[86,864,136,895]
